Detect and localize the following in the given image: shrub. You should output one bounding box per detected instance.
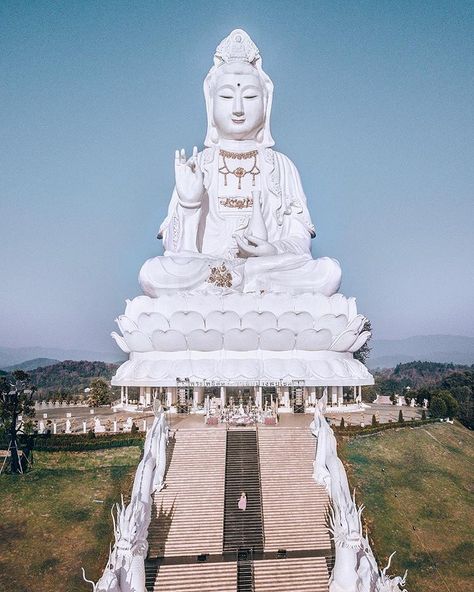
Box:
[340,417,345,429]
[421,409,427,420]
[430,396,447,418]
[131,422,139,433]
[372,414,377,426]
[398,409,404,423]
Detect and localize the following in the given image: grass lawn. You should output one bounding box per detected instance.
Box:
[0,447,141,592]
[340,422,474,592]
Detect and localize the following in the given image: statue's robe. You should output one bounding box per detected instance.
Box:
[139,147,341,295]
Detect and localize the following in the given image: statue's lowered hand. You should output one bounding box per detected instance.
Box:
[234,235,278,258]
[175,146,204,207]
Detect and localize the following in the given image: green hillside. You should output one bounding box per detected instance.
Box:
[340,422,474,592]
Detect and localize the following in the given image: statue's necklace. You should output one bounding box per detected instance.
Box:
[219,149,260,190]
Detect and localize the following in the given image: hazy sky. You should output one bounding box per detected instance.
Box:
[1,1,473,353]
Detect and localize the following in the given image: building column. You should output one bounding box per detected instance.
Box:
[125,386,129,406]
[358,385,362,403]
[255,386,262,408]
[337,386,344,407]
[283,388,290,409]
[166,388,173,407]
[331,386,338,406]
[145,387,152,406]
[220,386,226,408]
[120,386,124,405]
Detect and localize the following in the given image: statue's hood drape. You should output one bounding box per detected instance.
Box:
[203,29,275,148]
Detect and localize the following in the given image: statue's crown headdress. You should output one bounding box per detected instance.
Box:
[214,29,260,66]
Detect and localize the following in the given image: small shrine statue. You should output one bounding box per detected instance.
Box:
[139,29,341,296]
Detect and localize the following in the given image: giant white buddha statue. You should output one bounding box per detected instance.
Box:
[111,29,373,391]
[139,29,341,296]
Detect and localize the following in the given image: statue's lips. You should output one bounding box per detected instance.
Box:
[232,118,245,124]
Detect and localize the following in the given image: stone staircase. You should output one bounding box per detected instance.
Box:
[257,427,331,553]
[223,430,264,555]
[145,560,237,592]
[145,425,332,592]
[254,556,329,591]
[147,429,226,558]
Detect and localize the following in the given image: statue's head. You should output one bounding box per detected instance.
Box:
[204,29,274,147]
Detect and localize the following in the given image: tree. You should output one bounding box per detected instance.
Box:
[0,371,36,473]
[433,390,458,419]
[87,378,112,407]
[353,319,372,365]
[421,409,427,420]
[398,409,404,423]
[430,396,447,418]
[372,414,377,426]
[340,417,345,429]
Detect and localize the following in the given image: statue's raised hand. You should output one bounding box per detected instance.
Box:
[175,146,204,208]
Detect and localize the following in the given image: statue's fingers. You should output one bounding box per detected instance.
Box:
[247,235,264,246]
[192,146,198,158]
[175,150,180,164]
[180,148,186,164]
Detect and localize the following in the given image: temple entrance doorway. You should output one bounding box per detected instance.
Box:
[226,387,254,409]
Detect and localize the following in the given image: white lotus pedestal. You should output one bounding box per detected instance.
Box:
[111,291,374,406]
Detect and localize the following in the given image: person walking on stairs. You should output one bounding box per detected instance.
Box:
[238,491,247,511]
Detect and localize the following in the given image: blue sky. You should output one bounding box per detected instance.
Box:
[1,1,473,353]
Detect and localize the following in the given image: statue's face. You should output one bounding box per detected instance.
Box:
[212,63,265,141]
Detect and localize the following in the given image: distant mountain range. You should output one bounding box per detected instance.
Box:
[1,357,60,373]
[1,335,473,372]
[0,346,126,371]
[368,334,474,369]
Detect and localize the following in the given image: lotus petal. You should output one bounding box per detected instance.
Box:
[346,314,366,334]
[172,359,193,378]
[187,329,222,351]
[117,315,139,334]
[294,292,331,316]
[123,330,153,352]
[157,293,189,316]
[169,311,205,332]
[206,310,240,332]
[224,328,259,351]
[296,329,332,351]
[330,330,360,352]
[191,359,217,380]
[111,332,130,353]
[221,293,256,316]
[259,328,295,350]
[329,293,349,317]
[137,312,169,334]
[242,311,277,332]
[259,293,292,316]
[124,295,154,322]
[278,311,313,333]
[151,330,187,352]
[185,294,222,317]
[347,297,358,321]
[348,331,371,353]
[220,358,260,379]
[315,314,348,335]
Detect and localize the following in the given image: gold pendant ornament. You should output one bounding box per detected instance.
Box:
[219,149,260,190]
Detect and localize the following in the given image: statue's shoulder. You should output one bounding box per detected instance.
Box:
[263,148,297,172]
